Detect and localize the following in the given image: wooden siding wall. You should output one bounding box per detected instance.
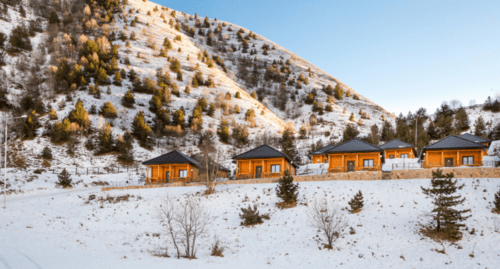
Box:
[147,164,199,183]
[384,148,414,159]
[236,157,296,179]
[328,152,382,172]
[311,154,328,164]
[423,149,483,168]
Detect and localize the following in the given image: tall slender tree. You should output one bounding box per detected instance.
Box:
[421,170,471,240]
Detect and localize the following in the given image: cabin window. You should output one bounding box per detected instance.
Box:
[401,154,409,159]
[389,155,395,159]
[271,164,281,173]
[462,156,474,165]
[179,170,188,177]
[363,159,374,168]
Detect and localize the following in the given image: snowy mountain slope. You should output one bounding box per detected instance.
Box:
[2,175,500,268]
[0,0,401,169]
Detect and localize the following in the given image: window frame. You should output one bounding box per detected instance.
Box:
[179,169,188,178]
[462,156,474,165]
[270,164,281,173]
[388,155,395,159]
[363,159,374,168]
[400,154,409,159]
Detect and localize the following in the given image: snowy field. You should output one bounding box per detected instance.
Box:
[1,176,500,268]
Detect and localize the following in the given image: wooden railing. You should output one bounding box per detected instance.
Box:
[328,166,381,173]
[146,177,195,184]
[235,172,284,179]
[422,161,497,169]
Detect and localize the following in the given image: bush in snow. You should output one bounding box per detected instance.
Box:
[56,169,73,188]
[493,188,500,214]
[421,169,471,241]
[210,236,225,257]
[239,204,269,226]
[348,190,364,213]
[275,170,299,208]
[307,198,348,250]
[41,146,53,160]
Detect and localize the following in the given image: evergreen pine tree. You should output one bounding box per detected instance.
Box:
[56,168,72,188]
[250,91,257,99]
[122,90,135,108]
[207,103,215,117]
[281,128,298,162]
[349,113,354,122]
[493,188,500,214]
[22,110,39,139]
[113,70,122,85]
[421,169,471,240]
[474,116,486,137]
[131,111,152,148]
[41,146,53,160]
[348,190,364,213]
[334,84,343,100]
[275,170,299,206]
[454,107,470,131]
[342,124,359,142]
[380,120,395,142]
[97,123,114,154]
[99,101,118,118]
[19,5,26,17]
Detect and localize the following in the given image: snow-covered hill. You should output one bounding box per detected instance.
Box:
[2,174,500,268]
[0,0,398,169]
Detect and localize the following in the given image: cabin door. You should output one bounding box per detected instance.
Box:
[445,158,454,167]
[165,171,170,183]
[347,161,355,172]
[255,166,262,178]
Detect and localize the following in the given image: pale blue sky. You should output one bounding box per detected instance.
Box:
[158,0,499,115]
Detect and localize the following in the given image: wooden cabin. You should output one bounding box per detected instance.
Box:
[460,133,492,156]
[420,135,487,168]
[232,145,298,179]
[142,150,200,184]
[379,139,417,159]
[325,139,383,173]
[309,144,336,164]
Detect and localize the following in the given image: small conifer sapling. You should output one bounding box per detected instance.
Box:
[348,190,364,213]
[275,170,299,208]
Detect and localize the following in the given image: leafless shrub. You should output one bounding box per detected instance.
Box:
[307,198,348,250]
[158,194,211,259]
[210,235,225,257]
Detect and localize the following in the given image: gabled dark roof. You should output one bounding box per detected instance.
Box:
[142,150,200,167]
[325,138,383,153]
[379,139,414,150]
[189,154,231,172]
[232,144,298,168]
[422,135,487,151]
[309,144,336,156]
[460,133,492,144]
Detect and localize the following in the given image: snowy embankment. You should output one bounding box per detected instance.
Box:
[0,169,141,197]
[1,178,500,268]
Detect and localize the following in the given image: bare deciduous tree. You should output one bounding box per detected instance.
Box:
[449,99,462,110]
[307,198,348,250]
[158,194,211,259]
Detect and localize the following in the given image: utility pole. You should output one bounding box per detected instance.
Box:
[3,118,7,209]
[415,117,418,157]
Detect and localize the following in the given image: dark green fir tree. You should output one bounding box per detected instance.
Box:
[421,169,471,240]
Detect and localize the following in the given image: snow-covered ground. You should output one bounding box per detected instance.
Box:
[1,177,500,268]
